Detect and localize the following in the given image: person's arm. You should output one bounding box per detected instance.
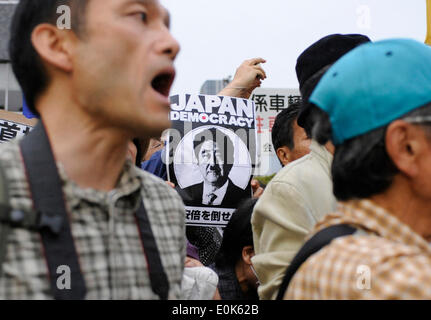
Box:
[218,58,267,99]
[251,182,316,299]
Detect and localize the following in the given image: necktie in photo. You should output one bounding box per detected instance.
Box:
[207,193,217,205]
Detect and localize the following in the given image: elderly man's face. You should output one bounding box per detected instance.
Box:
[70,0,180,138]
[197,140,228,184]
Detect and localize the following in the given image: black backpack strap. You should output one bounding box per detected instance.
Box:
[276,224,357,300]
[19,122,87,300]
[135,204,169,300]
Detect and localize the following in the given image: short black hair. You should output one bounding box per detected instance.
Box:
[215,198,257,268]
[271,102,301,151]
[9,0,88,115]
[193,128,234,165]
[311,102,431,201]
[332,126,398,201]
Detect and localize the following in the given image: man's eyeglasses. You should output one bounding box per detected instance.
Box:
[403,116,431,125]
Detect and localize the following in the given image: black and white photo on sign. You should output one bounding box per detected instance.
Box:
[174,125,251,207]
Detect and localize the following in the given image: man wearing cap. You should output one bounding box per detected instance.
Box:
[285,38,431,299]
[251,34,370,300]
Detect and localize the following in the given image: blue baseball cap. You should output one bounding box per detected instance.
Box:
[309,38,431,145]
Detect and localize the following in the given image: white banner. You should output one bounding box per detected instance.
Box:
[250,88,301,176]
[185,206,236,228]
[0,110,37,143]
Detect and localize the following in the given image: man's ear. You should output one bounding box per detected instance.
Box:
[241,245,255,266]
[31,23,75,73]
[385,120,423,178]
[276,146,290,167]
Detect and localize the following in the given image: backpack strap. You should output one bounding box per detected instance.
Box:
[19,122,87,300]
[135,204,169,300]
[276,224,357,300]
[18,121,169,300]
[0,121,169,299]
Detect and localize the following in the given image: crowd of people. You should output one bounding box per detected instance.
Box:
[0,0,431,300]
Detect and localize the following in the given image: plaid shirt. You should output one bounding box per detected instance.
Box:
[285,199,431,300]
[0,139,186,299]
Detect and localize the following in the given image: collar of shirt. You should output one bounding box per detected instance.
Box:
[202,180,229,205]
[314,199,431,253]
[57,159,143,210]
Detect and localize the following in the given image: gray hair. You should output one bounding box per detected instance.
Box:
[309,102,431,201]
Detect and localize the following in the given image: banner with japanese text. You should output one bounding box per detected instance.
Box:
[0,110,37,143]
[250,88,301,176]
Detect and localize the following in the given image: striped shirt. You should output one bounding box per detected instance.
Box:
[285,199,431,299]
[0,138,186,299]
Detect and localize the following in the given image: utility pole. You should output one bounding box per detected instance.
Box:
[426,0,431,45]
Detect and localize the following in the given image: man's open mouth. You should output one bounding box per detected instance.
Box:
[151,70,175,97]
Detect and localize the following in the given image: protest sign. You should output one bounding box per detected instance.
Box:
[0,110,37,143]
[166,94,257,227]
[250,88,301,176]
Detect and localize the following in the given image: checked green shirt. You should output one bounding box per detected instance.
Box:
[0,138,186,299]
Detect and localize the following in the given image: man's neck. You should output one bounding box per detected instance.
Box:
[235,261,251,296]
[37,97,132,192]
[324,141,335,154]
[370,176,431,241]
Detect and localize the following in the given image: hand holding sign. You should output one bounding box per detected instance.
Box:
[219,58,267,99]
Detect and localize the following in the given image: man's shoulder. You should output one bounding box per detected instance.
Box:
[266,151,333,201]
[137,167,178,195]
[135,169,186,255]
[307,232,430,273]
[289,232,431,298]
[271,152,325,184]
[226,179,245,192]
[136,168,185,210]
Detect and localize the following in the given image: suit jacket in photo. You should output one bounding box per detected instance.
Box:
[177,178,251,208]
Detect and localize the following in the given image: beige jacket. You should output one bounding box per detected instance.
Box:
[251,140,337,300]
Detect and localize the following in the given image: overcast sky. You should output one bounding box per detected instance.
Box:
[161,0,426,95]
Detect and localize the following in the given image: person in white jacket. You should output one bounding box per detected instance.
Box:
[251,34,371,300]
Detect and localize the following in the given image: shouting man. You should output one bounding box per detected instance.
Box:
[0,0,185,299]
